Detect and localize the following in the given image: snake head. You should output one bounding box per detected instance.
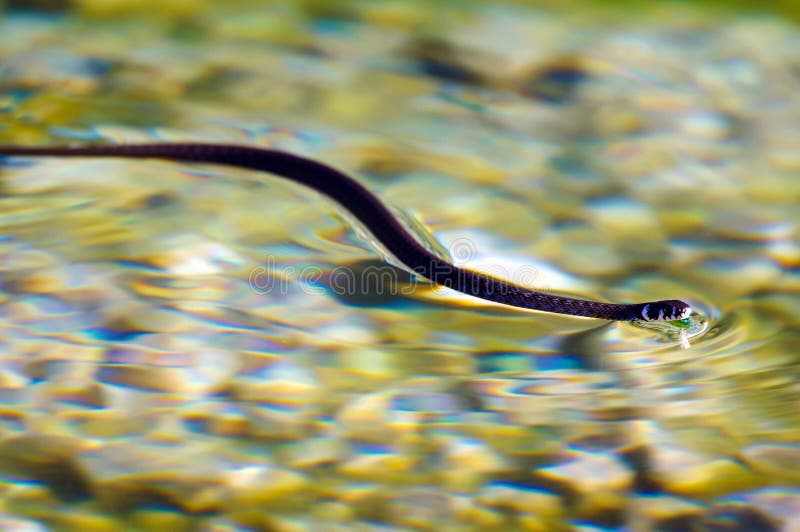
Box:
[638,300,692,321]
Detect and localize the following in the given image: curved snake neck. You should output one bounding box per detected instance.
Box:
[0,142,691,321]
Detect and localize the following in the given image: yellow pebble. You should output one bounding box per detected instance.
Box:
[664,458,766,499]
[56,512,123,532]
[129,509,194,532]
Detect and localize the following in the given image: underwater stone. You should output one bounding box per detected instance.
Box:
[701,501,780,532]
[0,434,92,502]
[735,488,800,532]
[476,483,563,518]
[77,440,232,513]
[741,443,800,484]
[536,449,633,495]
[626,494,704,531]
[385,488,455,530]
[451,495,506,529]
[224,465,310,510]
[0,515,49,532]
[650,448,764,499]
[437,434,509,475]
[282,435,345,469]
[337,445,418,482]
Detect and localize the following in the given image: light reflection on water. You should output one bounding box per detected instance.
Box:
[1,144,798,527]
[1,3,800,529]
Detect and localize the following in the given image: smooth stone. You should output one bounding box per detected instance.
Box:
[194,517,249,531]
[96,364,213,394]
[437,435,509,475]
[224,465,309,509]
[335,391,400,444]
[66,409,156,439]
[242,404,316,441]
[451,495,506,529]
[282,436,345,469]
[735,488,800,532]
[701,501,780,532]
[310,501,355,523]
[655,453,764,499]
[709,210,795,242]
[337,348,396,383]
[232,359,320,408]
[148,235,244,275]
[53,511,123,532]
[585,197,663,239]
[385,488,454,531]
[536,449,634,495]
[337,447,417,481]
[765,240,800,268]
[129,509,194,532]
[678,110,733,140]
[536,227,624,276]
[0,434,92,501]
[627,494,704,531]
[75,0,211,21]
[476,483,563,518]
[685,258,782,299]
[741,443,800,484]
[182,403,250,438]
[0,515,49,532]
[77,440,229,513]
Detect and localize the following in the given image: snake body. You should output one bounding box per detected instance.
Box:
[0,142,691,321]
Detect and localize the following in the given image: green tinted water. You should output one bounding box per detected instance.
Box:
[0,2,798,530]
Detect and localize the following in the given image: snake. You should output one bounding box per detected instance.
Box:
[0,142,691,321]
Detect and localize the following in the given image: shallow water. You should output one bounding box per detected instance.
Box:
[0,2,799,530]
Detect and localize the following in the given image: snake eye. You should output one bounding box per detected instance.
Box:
[661,300,692,320]
[640,300,692,321]
[674,302,692,320]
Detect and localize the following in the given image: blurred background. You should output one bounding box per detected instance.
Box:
[0,1,799,531]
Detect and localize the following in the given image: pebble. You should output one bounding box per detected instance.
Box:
[0,515,49,532]
[684,257,783,300]
[435,434,511,493]
[282,435,345,469]
[537,227,624,277]
[337,347,396,383]
[476,483,563,518]
[182,403,250,438]
[78,440,229,513]
[736,488,800,532]
[585,196,663,239]
[451,495,506,529]
[234,358,319,405]
[702,501,781,532]
[0,434,91,501]
[385,488,454,531]
[337,444,418,482]
[335,385,455,445]
[232,358,321,439]
[438,435,508,474]
[128,509,195,532]
[96,364,209,394]
[536,449,632,522]
[741,443,800,484]
[647,444,764,499]
[75,0,211,19]
[627,494,704,531]
[53,511,123,532]
[223,465,310,510]
[708,210,796,242]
